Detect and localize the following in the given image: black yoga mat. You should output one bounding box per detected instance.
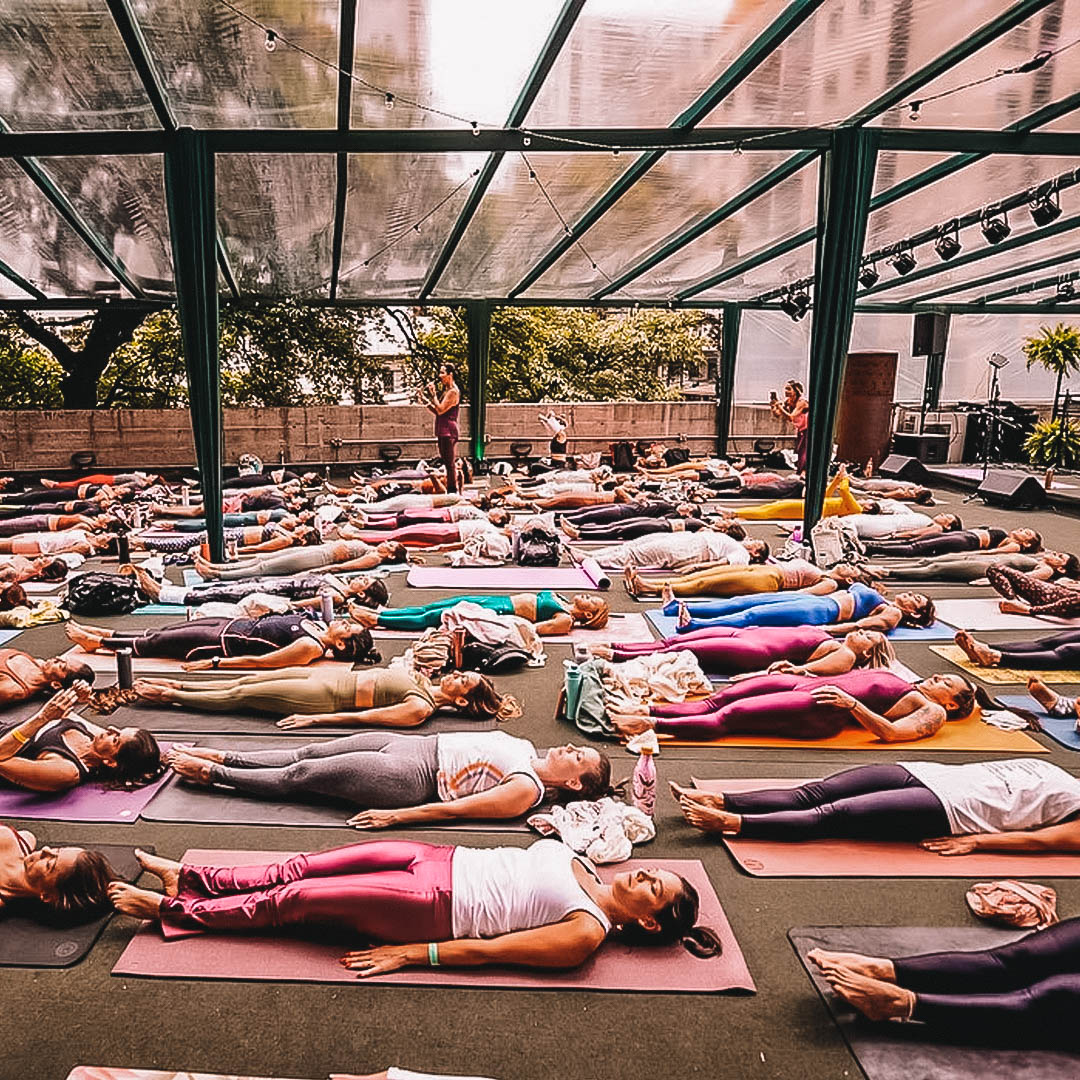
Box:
[0,844,142,968]
[790,925,1080,1080]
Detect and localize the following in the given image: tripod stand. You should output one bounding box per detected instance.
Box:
[963,356,1022,501]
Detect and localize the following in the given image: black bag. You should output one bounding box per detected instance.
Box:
[63,572,141,616]
[611,440,634,472]
[461,640,532,674]
[663,446,691,466]
[513,524,561,567]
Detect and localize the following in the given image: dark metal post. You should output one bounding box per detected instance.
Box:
[466,301,492,464]
[716,303,741,458]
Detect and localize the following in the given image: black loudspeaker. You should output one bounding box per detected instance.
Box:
[879,454,930,483]
[913,312,949,356]
[975,470,1047,508]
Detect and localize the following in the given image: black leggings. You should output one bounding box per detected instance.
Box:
[994,629,1080,669]
[864,533,980,557]
[561,502,672,527]
[895,917,1080,1048]
[723,765,948,841]
[573,518,680,541]
[104,618,279,661]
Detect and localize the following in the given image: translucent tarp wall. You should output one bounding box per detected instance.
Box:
[737,310,1080,405]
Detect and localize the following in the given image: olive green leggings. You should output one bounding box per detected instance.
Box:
[163,669,357,715]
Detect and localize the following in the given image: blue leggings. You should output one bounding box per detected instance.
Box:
[895,918,1080,1048]
[723,765,948,840]
[677,592,840,632]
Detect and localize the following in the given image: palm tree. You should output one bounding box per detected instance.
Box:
[1023,323,1080,422]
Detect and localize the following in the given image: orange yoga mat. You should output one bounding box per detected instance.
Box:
[656,709,1045,752]
[693,778,1079,876]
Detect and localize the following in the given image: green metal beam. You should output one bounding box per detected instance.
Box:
[328,0,358,302]
[716,304,741,458]
[505,0,829,298]
[977,267,1079,305]
[0,257,46,300]
[909,245,1080,304]
[677,231,811,300]
[419,0,585,300]
[466,301,491,463]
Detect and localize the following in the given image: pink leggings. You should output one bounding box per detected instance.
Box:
[161,840,455,942]
[613,627,800,675]
[355,523,459,547]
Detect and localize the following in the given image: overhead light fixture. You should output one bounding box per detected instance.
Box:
[889,246,917,276]
[1057,279,1076,301]
[1029,184,1062,227]
[858,259,880,289]
[981,206,1011,245]
[779,286,811,322]
[933,221,961,261]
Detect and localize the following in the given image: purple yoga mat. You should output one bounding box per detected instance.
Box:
[0,743,174,822]
[113,850,753,993]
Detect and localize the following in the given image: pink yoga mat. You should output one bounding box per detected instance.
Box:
[112,850,753,993]
[370,611,653,645]
[407,566,596,589]
[694,778,1080,878]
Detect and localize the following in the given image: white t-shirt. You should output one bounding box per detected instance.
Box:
[847,511,932,540]
[436,731,543,805]
[451,839,610,940]
[22,530,88,553]
[448,504,486,521]
[457,519,500,540]
[903,759,1080,834]
[596,530,749,570]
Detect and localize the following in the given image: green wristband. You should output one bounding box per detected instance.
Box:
[428,942,440,967]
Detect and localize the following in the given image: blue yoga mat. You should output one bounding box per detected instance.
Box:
[134,603,185,616]
[643,609,954,641]
[0,629,23,647]
[998,694,1080,751]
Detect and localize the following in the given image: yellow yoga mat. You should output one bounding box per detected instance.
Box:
[930,644,1080,686]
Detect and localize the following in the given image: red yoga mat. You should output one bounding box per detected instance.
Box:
[112,850,754,993]
[693,778,1080,878]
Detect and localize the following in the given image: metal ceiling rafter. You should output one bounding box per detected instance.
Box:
[104,0,239,301]
[600,0,1058,301]
[909,244,1080,304]
[977,267,1080,304]
[505,0,829,299]
[418,0,585,300]
[328,0,359,302]
[0,257,45,300]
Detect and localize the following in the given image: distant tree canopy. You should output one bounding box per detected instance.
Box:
[416,306,709,402]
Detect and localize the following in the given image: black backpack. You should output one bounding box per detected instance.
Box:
[513,524,561,567]
[610,440,635,472]
[461,640,532,674]
[63,572,141,616]
[663,446,691,466]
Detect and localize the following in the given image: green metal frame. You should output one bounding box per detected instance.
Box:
[419,0,585,300]
[0,257,45,300]
[977,268,1080,305]
[328,0,358,302]
[908,245,1080,305]
[466,301,492,463]
[716,304,740,458]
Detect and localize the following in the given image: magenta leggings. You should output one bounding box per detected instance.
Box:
[161,840,455,942]
[650,674,847,740]
[613,627,794,675]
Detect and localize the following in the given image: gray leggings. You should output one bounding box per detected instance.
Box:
[884,554,1039,582]
[210,731,440,808]
[210,548,334,580]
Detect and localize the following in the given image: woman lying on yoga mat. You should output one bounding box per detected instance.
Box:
[558,515,708,543]
[670,583,936,635]
[358,505,510,530]
[863,525,1041,558]
[842,508,959,541]
[0,529,115,557]
[591,626,895,678]
[348,520,509,549]
[729,467,865,521]
[166,733,611,826]
[108,839,721,972]
[673,759,1080,853]
[0,683,161,792]
[0,555,70,586]
[66,615,379,670]
[192,539,408,581]
[572,528,767,572]
[867,550,1075,583]
[625,559,863,599]
[128,564,390,612]
[0,647,94,707]
[984,563,1080,619]
[1027,677,1080,723]
[557,499,701,530]
[609,669,974,742]
[954,627,1080,669]
[0,824,117,924]
[808,918,1080,1048]
[348,592,610,635]
[134,665,520,729]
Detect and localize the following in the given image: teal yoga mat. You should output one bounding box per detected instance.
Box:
[998,694,1080,751]
[643,609,954,641]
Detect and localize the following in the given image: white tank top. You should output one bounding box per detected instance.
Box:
[902,759,1080,834]
[435,731,543,805]
[451,839,610,940]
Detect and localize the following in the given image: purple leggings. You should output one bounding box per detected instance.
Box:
[723,765,947,840]
[161,840,454,942]
[613,626,824,675]
[895,917,1080,1047]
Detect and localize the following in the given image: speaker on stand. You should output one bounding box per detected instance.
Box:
[974,470,1047,509]
[878,455,931,484]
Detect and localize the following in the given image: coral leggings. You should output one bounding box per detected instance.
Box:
[161,840,454,942]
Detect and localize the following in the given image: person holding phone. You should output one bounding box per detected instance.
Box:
[771,381,809,473]
[419,366,462,495]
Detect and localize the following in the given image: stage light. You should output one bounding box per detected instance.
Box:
[934,221,961,261]
[1029,185,1062,227]
[981,206,1011,244]
[889,247,917,275]
[857,260,880,289]
[1057,279,1076,301]
[779,286,811,321]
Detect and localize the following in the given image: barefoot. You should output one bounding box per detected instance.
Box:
[133,679,176,703]
[679,802,739,834]
[808,949,895,982]
[954,629,1000,667]
[1028,676,1061,713]
[661,583,676,608]
[561,519,581,539]
[107,881,166,920]
[168,745,226,764]
[134,848,182,896]
[193,555,219,579]
[825,970,914,1022]
[677,602,691,629]
[588,644,614,660]
[998,599,1030,615]
[169,752,215,786]
[669,781,725,810]
[65,622,102,652]
[130,564,161,599]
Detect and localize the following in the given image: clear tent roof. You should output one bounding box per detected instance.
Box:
[0,0,1078,309]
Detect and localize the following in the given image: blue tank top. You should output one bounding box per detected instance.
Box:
[849,582,886,619]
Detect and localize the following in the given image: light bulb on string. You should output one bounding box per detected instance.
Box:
[908,100,921,121]
[264,29,277,53]
[384,92,395,110]
[612,148,620,157]
[522,135,532,147]
[732,142,743,156]
[529,169,536,181]
[471,121,480,136]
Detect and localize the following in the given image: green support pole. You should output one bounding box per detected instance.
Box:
[716,304,740,458]
[164,129,224,560]
[803,129,880,540]
[466,301,491,464]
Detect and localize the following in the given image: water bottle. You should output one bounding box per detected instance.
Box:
[631,746,657,817]
[320,592,335,623]
[116,533,131,564]
[116,649,134,690]
[563,660,583,721]
[132,504,143,530]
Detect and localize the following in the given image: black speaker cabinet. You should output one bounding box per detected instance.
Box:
[975,470,1047,508]
[912,312,949,356]
[879,453,931,483]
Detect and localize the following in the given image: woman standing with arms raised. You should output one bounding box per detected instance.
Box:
[421,365,462,495]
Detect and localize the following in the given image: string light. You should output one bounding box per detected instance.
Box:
[264,28,277,52]
[732,142,743,156]
[522,135,531,147]
[471,122,480,137]
[908,101,920,121]
[384,92,394,110]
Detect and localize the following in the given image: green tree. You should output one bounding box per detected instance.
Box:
[1023,323,1080,422]
[414,306,707,402]
[0,325,63,408]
